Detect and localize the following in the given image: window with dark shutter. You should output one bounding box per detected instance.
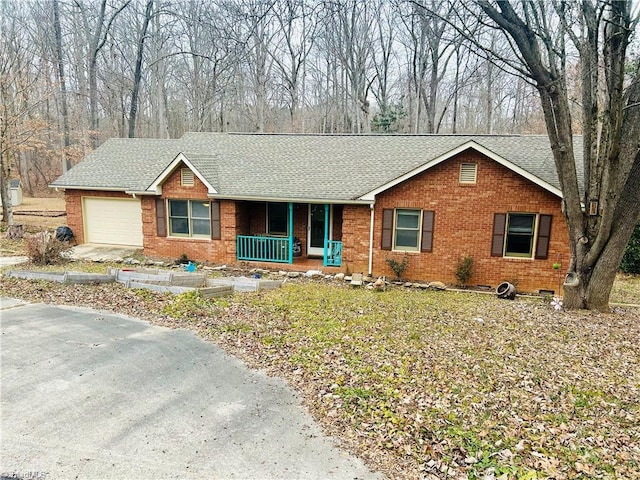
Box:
[421,210,435,252]
[156,198,167,237]
[491,213,506,257]
[381,209,393,250]
[210,201,221,240]
[535,214,552,259]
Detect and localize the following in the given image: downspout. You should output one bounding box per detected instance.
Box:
[368,203,375,276]
[323,203,329,267]
[288,202,294,264]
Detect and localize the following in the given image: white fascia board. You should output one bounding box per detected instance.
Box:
[358,141,563,201]
[48,185,129,192]
[146,153,218,195]
[209,193,373,205]
[125,190,158,196]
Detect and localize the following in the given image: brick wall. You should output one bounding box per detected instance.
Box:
[141,165,238,264]
[64,189,136,244]
[342,151,569,293]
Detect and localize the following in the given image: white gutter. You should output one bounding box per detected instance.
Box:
[48,185,129,192]
[126,190,158,196]
[368,203,375,276]
[210,193,373,206]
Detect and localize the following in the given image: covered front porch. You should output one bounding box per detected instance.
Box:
[234,201,343,268]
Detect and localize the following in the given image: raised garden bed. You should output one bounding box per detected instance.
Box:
[7,270,115,284]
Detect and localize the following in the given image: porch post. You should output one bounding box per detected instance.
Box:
[288,202,294,264]
[323,203,329,267]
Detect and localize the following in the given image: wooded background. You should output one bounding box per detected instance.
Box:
[0,0,572,195]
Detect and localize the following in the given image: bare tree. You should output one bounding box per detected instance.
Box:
[0,4,49,232]
[325,0,376,133]
[397,0,462,133]
[52,0,72,172]
[473,0,640,310]
[128,0,154,137]
[73,0,130,147]
[270,0,319,132]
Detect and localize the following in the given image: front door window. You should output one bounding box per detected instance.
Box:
[308,204,332,257]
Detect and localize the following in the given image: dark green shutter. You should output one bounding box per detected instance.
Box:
[491,213,506,257]
[535,214,552,259]
[210,201,221,240]
[421,210,435,252]
[381,209,393,250]
[156,198,166,237]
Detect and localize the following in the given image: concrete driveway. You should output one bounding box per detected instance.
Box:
[0,298,382,480]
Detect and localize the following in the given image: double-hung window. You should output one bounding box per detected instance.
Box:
[491,212,552,259]
[381,208,435,253]
[168,200,211,237]
[393,209,422,251]
[505,213,536,257]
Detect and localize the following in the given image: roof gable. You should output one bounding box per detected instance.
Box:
[147,153,218,195]
[358,140,563,201]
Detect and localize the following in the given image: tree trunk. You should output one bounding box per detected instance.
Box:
[0,147,13,226]
[53,0,72,172]
[477,0,640,311]
[128,0,153,138]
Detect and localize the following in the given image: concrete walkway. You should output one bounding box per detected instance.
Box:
[68,244,141,262]
[0,298,382,480]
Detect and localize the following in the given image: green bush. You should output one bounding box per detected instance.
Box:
[455,255,474,287]
[385,254,409,280]
[620,223,640,274]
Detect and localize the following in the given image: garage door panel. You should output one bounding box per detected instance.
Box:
[83,198,143,247]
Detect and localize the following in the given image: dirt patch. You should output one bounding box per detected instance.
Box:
[13,196,66,212]
[4,196,67,232]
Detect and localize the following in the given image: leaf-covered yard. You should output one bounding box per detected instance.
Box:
[1,277,638,479]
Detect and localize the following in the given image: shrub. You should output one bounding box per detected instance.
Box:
[455,255,474,287]
[385,254,409,281]
[620,224,640,274]
[25,230,72,265]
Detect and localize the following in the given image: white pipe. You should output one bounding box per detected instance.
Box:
[368,203,375,276]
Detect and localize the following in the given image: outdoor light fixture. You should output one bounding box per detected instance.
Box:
[589,199,599,216]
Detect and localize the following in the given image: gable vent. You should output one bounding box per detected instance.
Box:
[459,163,477,184]
[181,168,195,186]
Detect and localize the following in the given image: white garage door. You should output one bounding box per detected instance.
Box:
[83,197,143,247]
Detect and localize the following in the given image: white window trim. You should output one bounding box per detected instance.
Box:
[392,208,422,252]
[503,212,539,259]
[168,199,211,238]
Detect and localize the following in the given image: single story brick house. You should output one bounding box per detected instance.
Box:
[51,133,578,293]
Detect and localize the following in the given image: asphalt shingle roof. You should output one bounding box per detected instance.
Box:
[51,133,583,201]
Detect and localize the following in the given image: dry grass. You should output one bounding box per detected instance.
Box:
[12,196,67,231]
[1,197,67,254]
[611,274,640,305]
[0,278,638,479]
